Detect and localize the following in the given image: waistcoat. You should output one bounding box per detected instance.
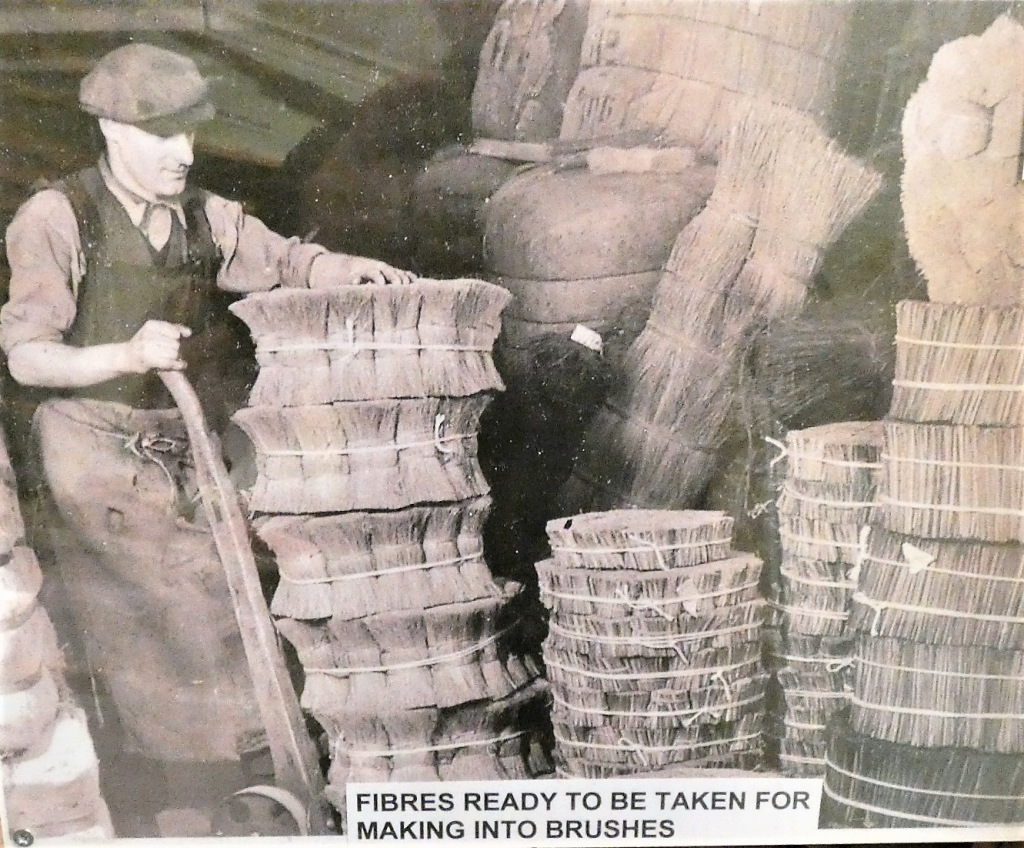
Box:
[57,166,230,408]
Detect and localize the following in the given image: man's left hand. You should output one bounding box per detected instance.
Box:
[309,254,416,287]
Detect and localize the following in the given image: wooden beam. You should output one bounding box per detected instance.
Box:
[0,3,206,35]
[203,1,448,106]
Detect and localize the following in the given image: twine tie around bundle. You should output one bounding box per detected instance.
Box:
[552,691,761,722]
[616,736,651,769]
[854,592,886,637]
[711,669,733,703]
[853,590,1024,632]
[864,549,1024,584]
[545,615,762,651]
[260,414,469,458]
[549,535,733,557]
[612,586,675,620]
[765,436,788,469]
[337,729,526,762]
[259,315,495,358]
[303,620,517,677]
[765,435,884,471]
[624,533,670,570]
[278,549,485,585]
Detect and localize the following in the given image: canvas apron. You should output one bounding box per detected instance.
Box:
[30,168,262,762]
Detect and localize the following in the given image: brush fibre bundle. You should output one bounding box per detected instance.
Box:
[777,516,863,566]
[545,509,734,572]
[557,748,762,779]
[543,641,763,695]
[543,597,766,650]
[890,300,1024,426]
[548,668,764,717]
[776,484,876,526]
[850,634,1024,751]
[282,588,522,669]
[551,676,766,739]
[821,715,1024,828]
[545,615,762,661]
[851,525,1024,648]
[564,102,882,511]
[779,421,885,497]
[233,396,492,513]
[280,614,543,718]
[319,679,547,767]
[230,280,511,405]
[878,422,1024,543]
[330,723,549,788]
[536,554,762,621]
[256,497,497,620]
[2,704,114,839]
[552,711,763,775]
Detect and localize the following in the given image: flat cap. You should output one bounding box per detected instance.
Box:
[80,43,215,135]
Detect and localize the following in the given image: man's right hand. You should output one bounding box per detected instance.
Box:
[124,320,192,373]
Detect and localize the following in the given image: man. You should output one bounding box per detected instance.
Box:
[1,43,412,835]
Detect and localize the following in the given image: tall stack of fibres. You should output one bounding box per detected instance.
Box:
[0,425,113,838]
[765,422,884,776]
[228,279,552,819]
[558,104,883,512]
[537,510,766,776]
[482,0,855,385]
[821,17,1024,829]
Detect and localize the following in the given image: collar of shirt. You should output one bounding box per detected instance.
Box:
[98,157,188,231]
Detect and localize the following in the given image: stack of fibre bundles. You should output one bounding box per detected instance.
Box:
[560,104,883,512]
[0,435,113,839]
[560,1,852,157]
[412,0,590,275]
[229,280,552,815]
[485,1,855,386]
[537,510,767,777]
[765,421,884,776]
[822,301,1024,828]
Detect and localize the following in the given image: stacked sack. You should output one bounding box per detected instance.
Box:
[411,0,590,274]
[766,422,884,776]
[536,510,766,777]
[228,280,551,816]
[821,301,1024,827]
[484,0,854,384]
[0,432,113,838]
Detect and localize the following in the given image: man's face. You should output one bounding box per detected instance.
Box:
[99,119,194,198]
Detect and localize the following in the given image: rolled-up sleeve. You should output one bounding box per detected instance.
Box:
[1,190,82,355]
[203,193,329,293]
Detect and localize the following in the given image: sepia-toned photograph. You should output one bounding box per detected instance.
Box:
[1,0,1024,842]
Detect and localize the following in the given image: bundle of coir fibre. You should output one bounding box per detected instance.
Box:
[561,103,883,512]
[255,497,498,620]
[850,634,1024,752]
[229,280,510,406]
[890,300,1024,425]
[851,527,1024,651]
[821,713,1024,828]
[233,396,492,514]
